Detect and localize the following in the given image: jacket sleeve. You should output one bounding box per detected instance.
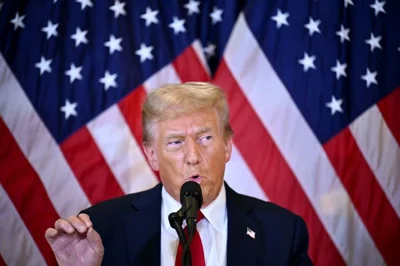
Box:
[290,215,314,265]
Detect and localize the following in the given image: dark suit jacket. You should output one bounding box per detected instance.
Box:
[82,181,313,266]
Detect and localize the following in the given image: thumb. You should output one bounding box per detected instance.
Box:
[87,227,104,256]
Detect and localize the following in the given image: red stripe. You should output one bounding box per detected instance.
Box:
[377,87,400,146]
[172,45,209,82]
[0,118,57,265]
[213,60,345,266]
[324,128,400,265]
[60,127,124,205]
[0,255,5,266]
[119,85,160,181]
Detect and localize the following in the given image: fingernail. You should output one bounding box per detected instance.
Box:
[86,222,92,227]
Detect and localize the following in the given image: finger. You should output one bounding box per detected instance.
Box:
[67,215,88,234]
[44,228,59,243]
[87,227,104,256]
[54,219,75,234]
[77,213,93,227]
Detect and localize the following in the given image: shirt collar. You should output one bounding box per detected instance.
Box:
[161,182,227,233]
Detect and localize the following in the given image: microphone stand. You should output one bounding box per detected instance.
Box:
[168,209,192,266]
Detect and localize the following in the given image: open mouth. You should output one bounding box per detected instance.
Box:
[188,175,203,183]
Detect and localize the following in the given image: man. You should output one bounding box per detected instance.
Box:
[45,82,313,266]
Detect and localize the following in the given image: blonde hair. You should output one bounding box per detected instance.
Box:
[141,82,233,144]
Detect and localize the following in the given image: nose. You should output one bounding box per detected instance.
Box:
[184,138,201,165]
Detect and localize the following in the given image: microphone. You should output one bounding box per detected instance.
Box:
[180,181,203,237]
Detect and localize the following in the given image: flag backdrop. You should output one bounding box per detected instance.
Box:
[0,0,399,265]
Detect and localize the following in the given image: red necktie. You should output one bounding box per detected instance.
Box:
[175,211,206,266]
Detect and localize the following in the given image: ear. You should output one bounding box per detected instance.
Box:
[224,136,233,162]
[143,142,159,171]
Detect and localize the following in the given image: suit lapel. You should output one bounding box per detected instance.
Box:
[125,183,162,266]
[225,183,260,266]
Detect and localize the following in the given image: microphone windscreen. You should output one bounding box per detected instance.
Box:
[180,181,203,207]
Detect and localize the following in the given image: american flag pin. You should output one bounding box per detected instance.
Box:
[246,227,255,239]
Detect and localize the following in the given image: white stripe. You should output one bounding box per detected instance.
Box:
[225,145,269,202]
[87,105,159,194]
[0,185,46,266]
[192,40,211,76]
[143,63,181,92]
[0,54,90,218]
[223,13,384,266]
[350,105,400,217]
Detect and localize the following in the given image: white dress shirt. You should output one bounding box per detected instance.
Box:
[161,183,227,266]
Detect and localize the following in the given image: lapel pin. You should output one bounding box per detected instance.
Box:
[246,227,256,239]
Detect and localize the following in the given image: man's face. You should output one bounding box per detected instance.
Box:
[144,108,232,208]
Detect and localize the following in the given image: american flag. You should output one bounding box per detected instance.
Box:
[0,0,399,265]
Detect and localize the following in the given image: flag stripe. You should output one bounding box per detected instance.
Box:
[88,105,159,194]
[172,43,209,82]
[118,86,161,181]
[0,119,57,265]
[143,63,182,92]
[0,185,46,266]
[224,146,269,202]
[0,55,90,218]
[213,59,344,266]
[378,87,400,146]
[350,105,400,217]
[60,127,125,205]
[192,40,211,76]
[324,128,400,265]
[220,13,383,266]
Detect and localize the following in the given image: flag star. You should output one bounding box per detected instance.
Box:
[331,60,347,80]
[210,7,223,24]
[42,20,58,39]
[99,71,117,91]
[65,63,83,83]
[10,13,25,30]
[336,25,350,43]
[361,68,378,88]
[344,0,354,8]
[305,17,321,36]
[35,56,52,75]
[326,96,343,116]
[71,27,88,47]
[104,35,123,54]
[204,43,216,58]
[169,16,186,35]
[298,52,316,72]
[135,43,154,62]
[365,33,382,52]
[76,0,93,10]
[370,0,385,16]
[141,7,159,27]
[185,0,200,15]
[110,0,126,18]
[271,9,289,29]
[60,99,78,120]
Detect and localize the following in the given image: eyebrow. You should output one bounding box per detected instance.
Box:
[164,127,213,140]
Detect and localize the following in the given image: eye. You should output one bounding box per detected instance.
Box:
[168,140,182,146]
[200,135,213,143]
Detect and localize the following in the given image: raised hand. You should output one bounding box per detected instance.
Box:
[45,213,104,266]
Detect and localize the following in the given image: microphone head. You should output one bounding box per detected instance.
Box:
[180,181,203,208]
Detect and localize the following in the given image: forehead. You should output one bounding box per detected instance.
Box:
[156,109,221,135]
